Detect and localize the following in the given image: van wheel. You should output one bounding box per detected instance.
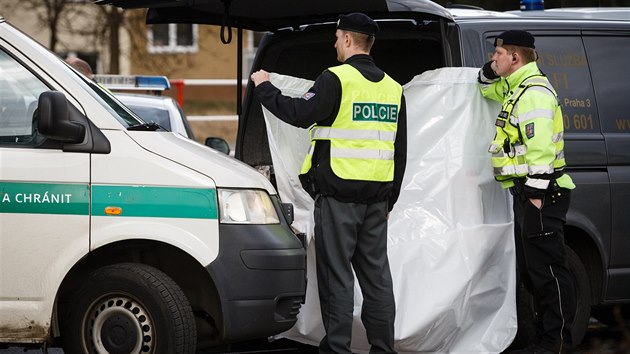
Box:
[62,263,196,354]
[510,247,591,349]
[567,247,591,346]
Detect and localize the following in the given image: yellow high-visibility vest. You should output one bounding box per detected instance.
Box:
[301,64,402,182]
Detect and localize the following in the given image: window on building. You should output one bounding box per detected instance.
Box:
[148,24,198,54]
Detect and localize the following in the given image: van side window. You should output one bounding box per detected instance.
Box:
[534,36,600,134]
[583,36,630,133]
[484,35,599,134]
[0,49,49,146]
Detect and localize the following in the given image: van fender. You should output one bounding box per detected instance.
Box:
[566,208,606,261]
[91,217,220,266]
[565,207,608,296]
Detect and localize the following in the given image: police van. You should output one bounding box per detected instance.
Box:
[0,15,306,353]
[100,0,630,349]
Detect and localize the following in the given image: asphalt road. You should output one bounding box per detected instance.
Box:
[2,321,629,353]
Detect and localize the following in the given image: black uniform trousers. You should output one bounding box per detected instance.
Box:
[314,195,396,354]
[511,181,575,352]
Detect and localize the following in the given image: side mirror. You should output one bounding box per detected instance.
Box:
[37,91,85,143]
[205,137,230,155]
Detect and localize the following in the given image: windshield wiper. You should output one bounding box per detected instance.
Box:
[127,122,167,132]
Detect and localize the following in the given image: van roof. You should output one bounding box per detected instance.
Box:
[96,0,453,31]
[507,7,630,21]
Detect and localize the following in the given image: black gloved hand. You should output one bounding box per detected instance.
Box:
[481,61,500,81]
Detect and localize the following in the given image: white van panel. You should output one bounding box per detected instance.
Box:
[0,213,88,343]
[91,217,219,266]
[91,131,214,187]
[128,132,277,192]
[90,131,220,265]
[0,149,89,182]
[0,147,89,343]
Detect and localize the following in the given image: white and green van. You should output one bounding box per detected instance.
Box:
[0,16,306,353]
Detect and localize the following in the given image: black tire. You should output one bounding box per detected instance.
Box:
[567,247,591,346]
[62,263,196,354]
[509,247,591,349]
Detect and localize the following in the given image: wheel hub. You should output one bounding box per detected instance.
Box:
[99,308,139,353]
[86,296,154,354]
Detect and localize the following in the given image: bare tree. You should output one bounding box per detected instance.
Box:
[4,0,71,52]
[63,3,126,74]
[63,4,194,75]
[102,5,125,74]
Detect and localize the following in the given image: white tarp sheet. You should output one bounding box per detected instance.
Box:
[261,67,517,353]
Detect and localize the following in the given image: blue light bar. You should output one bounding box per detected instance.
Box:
[136,75,171,90]
[520,0,544,11]
[93,74,170,91]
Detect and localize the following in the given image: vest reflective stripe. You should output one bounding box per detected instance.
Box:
[491,144,527,158]
[556,150,565,161]
[311,127,396,141]
[494,164,529,176]
[330,147,395,160]
[306,143,315,157]
[300,64,402,182]
[553,132,563,143]
[525,177,550,189]
[521,77,548,86]
[529,164,554,174]
[525,85,556,97]
[518,108,555,123]
[488,144,502,154]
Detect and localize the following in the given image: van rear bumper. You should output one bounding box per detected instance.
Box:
[205,222,307,342]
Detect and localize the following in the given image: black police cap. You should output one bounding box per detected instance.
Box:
[494,30,535,49]
[337,13,379,36]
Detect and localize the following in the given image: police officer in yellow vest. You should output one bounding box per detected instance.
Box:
[478,30,575,354]
[251,12,406,354]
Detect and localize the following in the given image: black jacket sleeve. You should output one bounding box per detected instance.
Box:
[253,71,340,128]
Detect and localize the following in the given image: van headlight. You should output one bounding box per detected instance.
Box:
[218,189,280,224]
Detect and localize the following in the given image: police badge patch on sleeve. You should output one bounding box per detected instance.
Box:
[525,123,535,139]
[301,92,315,100]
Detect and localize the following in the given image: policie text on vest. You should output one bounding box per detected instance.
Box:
[353,102,398,123]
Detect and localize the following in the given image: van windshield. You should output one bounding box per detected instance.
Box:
[74,73,147,127]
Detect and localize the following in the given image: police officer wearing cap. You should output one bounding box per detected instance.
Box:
[478,30,575,354]
[251,12,406,354]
